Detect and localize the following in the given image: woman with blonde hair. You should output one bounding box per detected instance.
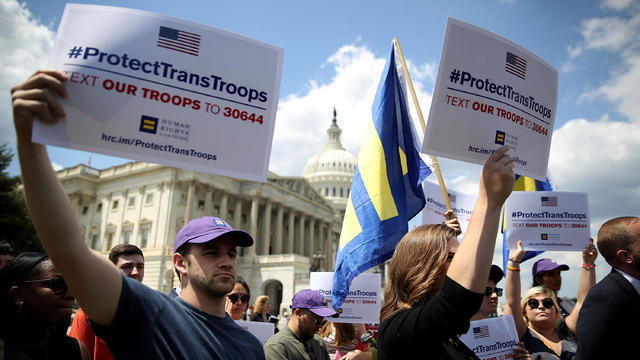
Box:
[250,295,271,322]
[377,147,515,359]
[504,240,595,359]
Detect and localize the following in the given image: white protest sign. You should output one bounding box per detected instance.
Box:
[33,4,283,182]
[422,180,477,235]
[423,18,558,181]
[310,272,381,324]
[234,320,274,345]
[459,315,520,360]
[505,191,590,251]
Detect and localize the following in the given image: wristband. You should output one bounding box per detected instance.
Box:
[582,264,596,269]
[507,266,521,272]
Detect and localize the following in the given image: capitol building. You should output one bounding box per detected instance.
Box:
[58,109,356,317]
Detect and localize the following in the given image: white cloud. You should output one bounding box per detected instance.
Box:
[269,44,435,176]
[51,162,62,171]
[549,117,640,228]
[567,9,640,123]
[0,0,55,146]
[583,51,640,123]
[601,0,633,11]
[580,16,638,52]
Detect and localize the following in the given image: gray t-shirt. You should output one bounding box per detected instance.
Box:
[93,274,265,359]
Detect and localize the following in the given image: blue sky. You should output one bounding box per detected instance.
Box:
[2,0,639,299]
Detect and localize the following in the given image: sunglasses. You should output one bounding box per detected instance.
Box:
[446,253,455,261]
[484,287,503,297]
[304,309,327,327]
[22,277,68,294]
[527,298,555,310]
[227,293,250,304]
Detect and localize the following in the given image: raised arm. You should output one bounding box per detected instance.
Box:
[565,238,598,335]
[447,146,515,293]
[503,240,528,338]
[12,70,122,326]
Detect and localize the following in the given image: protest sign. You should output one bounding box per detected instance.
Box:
[505,191,590,251]
[459,315,520,360]
[422,18,558,181]
[422,180,477,235]
[234,320,274,345]
[310,272,380,324]
[33,4,283,182]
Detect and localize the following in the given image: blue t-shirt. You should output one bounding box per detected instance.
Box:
[93,274,265,359]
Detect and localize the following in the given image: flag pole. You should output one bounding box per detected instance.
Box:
[393,37,454,214]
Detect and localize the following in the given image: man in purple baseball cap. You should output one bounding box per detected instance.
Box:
[10,68,265,359]
[264,289,337,359]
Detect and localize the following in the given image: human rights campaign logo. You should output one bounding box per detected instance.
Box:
[139,115,158,134]
[495,130,505,145]
[541,234,548,240]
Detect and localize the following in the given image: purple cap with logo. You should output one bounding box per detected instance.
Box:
[290,289,338,317]
[532,258,570,277]
[173,217,253,252]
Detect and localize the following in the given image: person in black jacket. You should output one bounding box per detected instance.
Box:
[575,216,640,360]
[378,146,515,360]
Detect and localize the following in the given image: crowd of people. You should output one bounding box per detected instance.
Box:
[1,69,639,359]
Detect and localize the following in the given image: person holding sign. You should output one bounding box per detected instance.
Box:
[530,240,597,319]
[504,240,593,359]
[575,216,640,360]
[377,146,515,359]
[11,70,265,359]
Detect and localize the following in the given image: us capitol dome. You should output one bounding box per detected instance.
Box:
[303,108,357,217]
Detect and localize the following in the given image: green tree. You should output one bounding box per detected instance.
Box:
[0,143,42,254]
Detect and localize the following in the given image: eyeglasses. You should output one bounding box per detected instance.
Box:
[527,298,555,310]
[227,294,250,304]
[484,287,503,297]
[22,277,68,294]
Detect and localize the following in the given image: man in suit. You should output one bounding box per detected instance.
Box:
[575,216,640,360]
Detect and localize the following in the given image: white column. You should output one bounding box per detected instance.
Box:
[184,181,195,225]
[298,214,306,256]
[274,205,284,254]
[248,197,259,257]
[234,198,243,229]
[262,200,272,255]
[219,193,229,220]
[204,186,213,215]
[287,210,296,254]
[308,218,316,258]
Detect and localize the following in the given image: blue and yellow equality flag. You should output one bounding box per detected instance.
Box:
[331,45,431,310]
[502,174,555,274]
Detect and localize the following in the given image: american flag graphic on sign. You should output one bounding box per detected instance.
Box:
[505,52,526,80]
[157,26,201,56]
[473,325,490,339]
[541,196,558,206]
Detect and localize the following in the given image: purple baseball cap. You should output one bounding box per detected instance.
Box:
[290,289,338,317]
[173,217,253,252]
[532,258,570,277]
